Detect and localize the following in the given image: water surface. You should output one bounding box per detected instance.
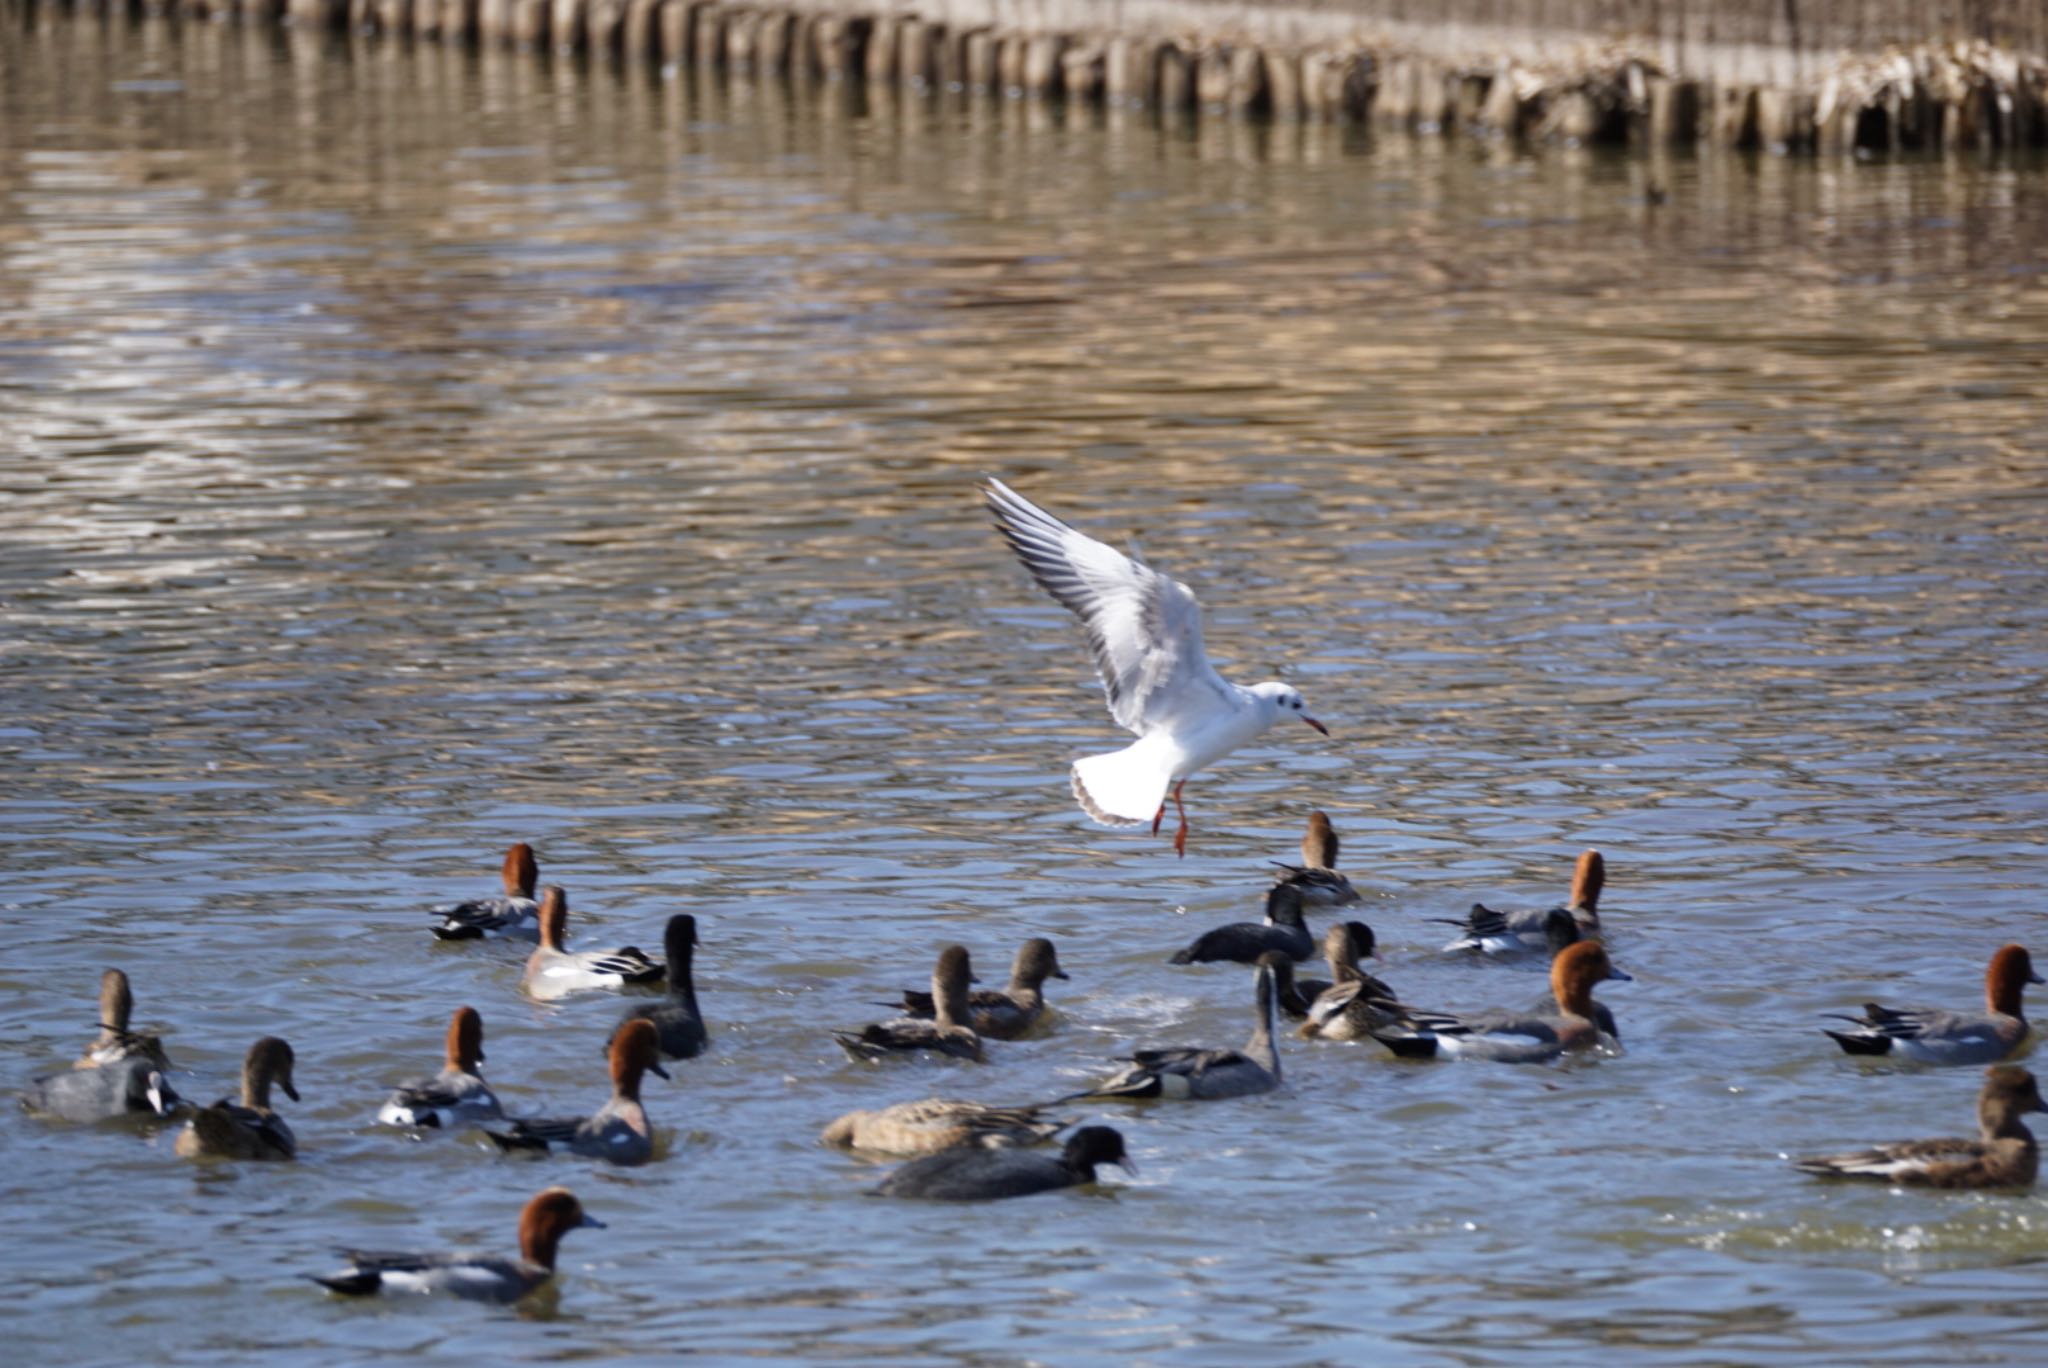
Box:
[5,17,2048,1366]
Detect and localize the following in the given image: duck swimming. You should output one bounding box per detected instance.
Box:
[486,1019,668,1166]
[872,1125,1135,1200]
[313,1187,603,1302]
[1169,884,1314,966]
[888,938,1067,1040]
[431,842,542,942]
[836,945,985,1063]
[1070,961,1283,1101]
[377,1006,502,1129]
[176,1036,299,1160]
[1795,1065,2048,1188]
[1824,944,2041,1065]
[1370,942,1630,1063]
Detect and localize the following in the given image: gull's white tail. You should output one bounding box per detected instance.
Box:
[1071,739,1175,827]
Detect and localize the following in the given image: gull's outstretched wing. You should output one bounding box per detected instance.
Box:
[984,479,1230,736]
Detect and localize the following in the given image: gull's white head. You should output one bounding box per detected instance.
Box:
[1250,681,1330,737]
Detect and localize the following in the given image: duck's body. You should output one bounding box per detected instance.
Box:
[838,946,985,1063]
[1271,811,1361,908]
[1075,962,1282,1101]
[1170,884,1314,966]
[378,1007,501,1129]
[1825,944,2040,1065]
[74,969,172,1072]
[313,1187,603,1303]
[608,915,708,1060]
[431,843,543,942]
[983,479,1328,857]
[177,1037,299,1160]
[891,939,1066,1040]
[1298,925,1399,1042]
[1439,850,1605,955]
[1371,942,1630,1064]
[822,1098,1070,1155]
[520,887,665,1002]
[486,1019,667,1166]
[25,1055,178,1122]
[1796,1066,2048,1188]
[872,1126,1134,1200]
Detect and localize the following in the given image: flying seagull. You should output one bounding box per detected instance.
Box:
[982,479,1329,856]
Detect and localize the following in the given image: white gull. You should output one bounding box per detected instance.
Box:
[982,479,1329,856]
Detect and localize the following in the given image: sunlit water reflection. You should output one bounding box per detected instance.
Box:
[4,16,2048,1365]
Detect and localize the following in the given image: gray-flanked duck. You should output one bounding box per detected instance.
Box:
[1169,884,1314,966]
[1370,942,1630,1064]
[486,1019,668,1166]
[1439,849,1605,955]
[431,842,542,942]
[872,1125,1135,1200]
[1069,961,1284,1101]
[25,1054,179,1123]
[607,914,708,1060]
[177,1036,299,1160]
[313,1187,604,1302]
[75,968,171,1071]
[1824,944,2041,1065]
[836,945,985,1064]
[822,1098,1072,1155]
[888,938,1067,1040]
[1271,810,1361,908]
[520,886,665,1002]
[1796,1066,2048,1189]
[377,1006,502,1129]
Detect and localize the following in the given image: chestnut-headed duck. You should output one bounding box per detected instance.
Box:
[75,968,171,1071]
[486,1018,668,1166]
[1796,1066,2048,1188]
[1068,961,1282,1101]
[176,1037,299,1160]
[889,938,1067,1040]
[1825,944,2041,1065]
[25,1055,179,1122]
[606,914,708,1061]
[519,887,665,1002]
[313,1187,603,1302]
[1371,941,1631,1063]
[1271,810,1361,908]
[1530,911,1620,1040]
[1299,923,1401,1042]
[378,1006,502,1129]
[873,1125,1135,1201]
[836,945,985,1063]
[431,842,542,942]
[821,1098,1071,1155]
[1439,849,1605,955]
[1169,884,1314,966]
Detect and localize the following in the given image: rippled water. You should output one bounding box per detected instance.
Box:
[6,15,2048,1364]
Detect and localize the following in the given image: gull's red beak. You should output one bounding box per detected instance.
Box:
[1303,715,1330,737]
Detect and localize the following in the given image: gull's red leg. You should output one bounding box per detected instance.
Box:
[1171,781,1189,858]
[1151,802,1166,836]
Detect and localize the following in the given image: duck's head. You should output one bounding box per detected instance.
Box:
[1065,1125,1137,1179]
[520,1187,605,1270]
[448,1005,485,1072]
